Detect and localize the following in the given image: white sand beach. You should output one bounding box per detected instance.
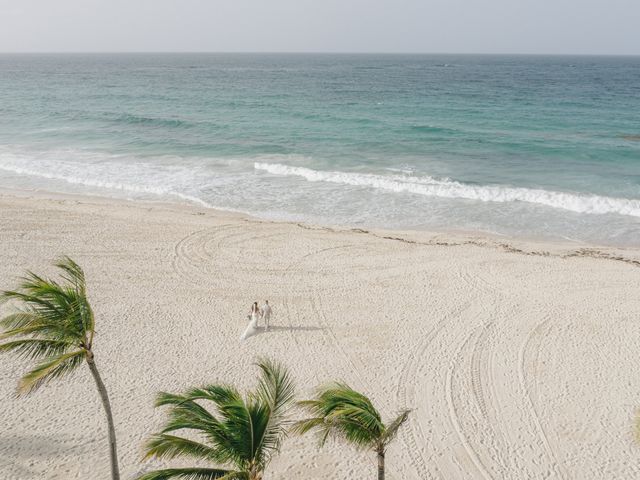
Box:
[1,189,639,480]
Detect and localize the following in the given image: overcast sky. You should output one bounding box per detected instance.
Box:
[0,0,638,55]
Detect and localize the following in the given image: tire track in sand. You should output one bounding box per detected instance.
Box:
[518,316,568,480]
[392,264,497,480]
[395,294,475,480]
[446,326,495,480]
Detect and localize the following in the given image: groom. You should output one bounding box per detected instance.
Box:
[260,300,272,331]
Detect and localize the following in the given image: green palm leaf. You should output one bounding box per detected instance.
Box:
[55,256,86,291]
[0,338,73,360]
[1,258,94,394]
[1,257,120,480]
[253,357,295,457]
[0,312,40,329]
[136,468,243,480]
[294,383,410,479]
[255,357,296,418]
[139,359,293,480]
[294,382,384,448]
[1,262,94,347]
[158,398,219,434]
[0,322,76,341]
[18,349,85,395]
[380,410,411,447]
[144,434,220,461]
[211,397,255,466]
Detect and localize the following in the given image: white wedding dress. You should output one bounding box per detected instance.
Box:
[240,311,259,340]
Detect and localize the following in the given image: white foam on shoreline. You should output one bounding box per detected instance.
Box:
[2,147,639,229]
[0,152,212,208]
[255,162,640,217]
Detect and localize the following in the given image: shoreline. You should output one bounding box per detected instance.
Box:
[2,185,639,267]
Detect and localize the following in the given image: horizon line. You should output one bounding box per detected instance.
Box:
[0,51,639,57]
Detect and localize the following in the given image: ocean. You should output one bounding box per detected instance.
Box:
[0,53,639,245]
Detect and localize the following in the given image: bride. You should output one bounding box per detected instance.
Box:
[240,302,260,340]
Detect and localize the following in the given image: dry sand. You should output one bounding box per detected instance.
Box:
[1,189,639,479]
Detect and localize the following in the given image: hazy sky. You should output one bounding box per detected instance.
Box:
[0,0,638,55]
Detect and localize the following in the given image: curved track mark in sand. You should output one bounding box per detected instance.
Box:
[518,317,567,480]
[447,328,496,480]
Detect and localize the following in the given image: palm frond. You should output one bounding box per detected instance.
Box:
[17,349,85,395]
[214,471,249,480]
[144,358,294,478]
[155,391,192,407]
[0,338,73,360]
[380,410,411,447]
[255,357,295,417]
[0,259,94,345]
[186,385,244,405]
[252,358,295,466]
[158,399,219,435]
[143,434,219,462]
[295,383,385,449]
[0,318,83,342]
[210,397,254,466]
[0,312,40,329]
[55,256,86,293]
[136,468,241,480]
[290,417,335,446]
[0,290,68,327]
[155,389,252,468]
[156,385,242,407]
[325,413,380,449]
[245,401,270,464]
[290,417,325,436]
[294,399,323,415]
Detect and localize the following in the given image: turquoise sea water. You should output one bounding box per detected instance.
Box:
[0,53,639,245]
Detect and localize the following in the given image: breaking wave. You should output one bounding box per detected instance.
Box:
[255,162,640,217]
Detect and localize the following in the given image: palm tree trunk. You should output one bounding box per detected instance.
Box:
[377,450,385,480]
[86,353,120,480]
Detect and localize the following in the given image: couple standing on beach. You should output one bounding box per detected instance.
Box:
[240,300,272,340]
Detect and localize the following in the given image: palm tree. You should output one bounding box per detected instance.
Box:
[138,358,295,480]
[0,257,120,480]
[293,383,410,480]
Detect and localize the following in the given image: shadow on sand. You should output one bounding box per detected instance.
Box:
[0,434,92,478]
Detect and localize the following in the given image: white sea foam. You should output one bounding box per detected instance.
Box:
[0,151,211,207]
[255,162,640,217]
[2,146,639,232]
